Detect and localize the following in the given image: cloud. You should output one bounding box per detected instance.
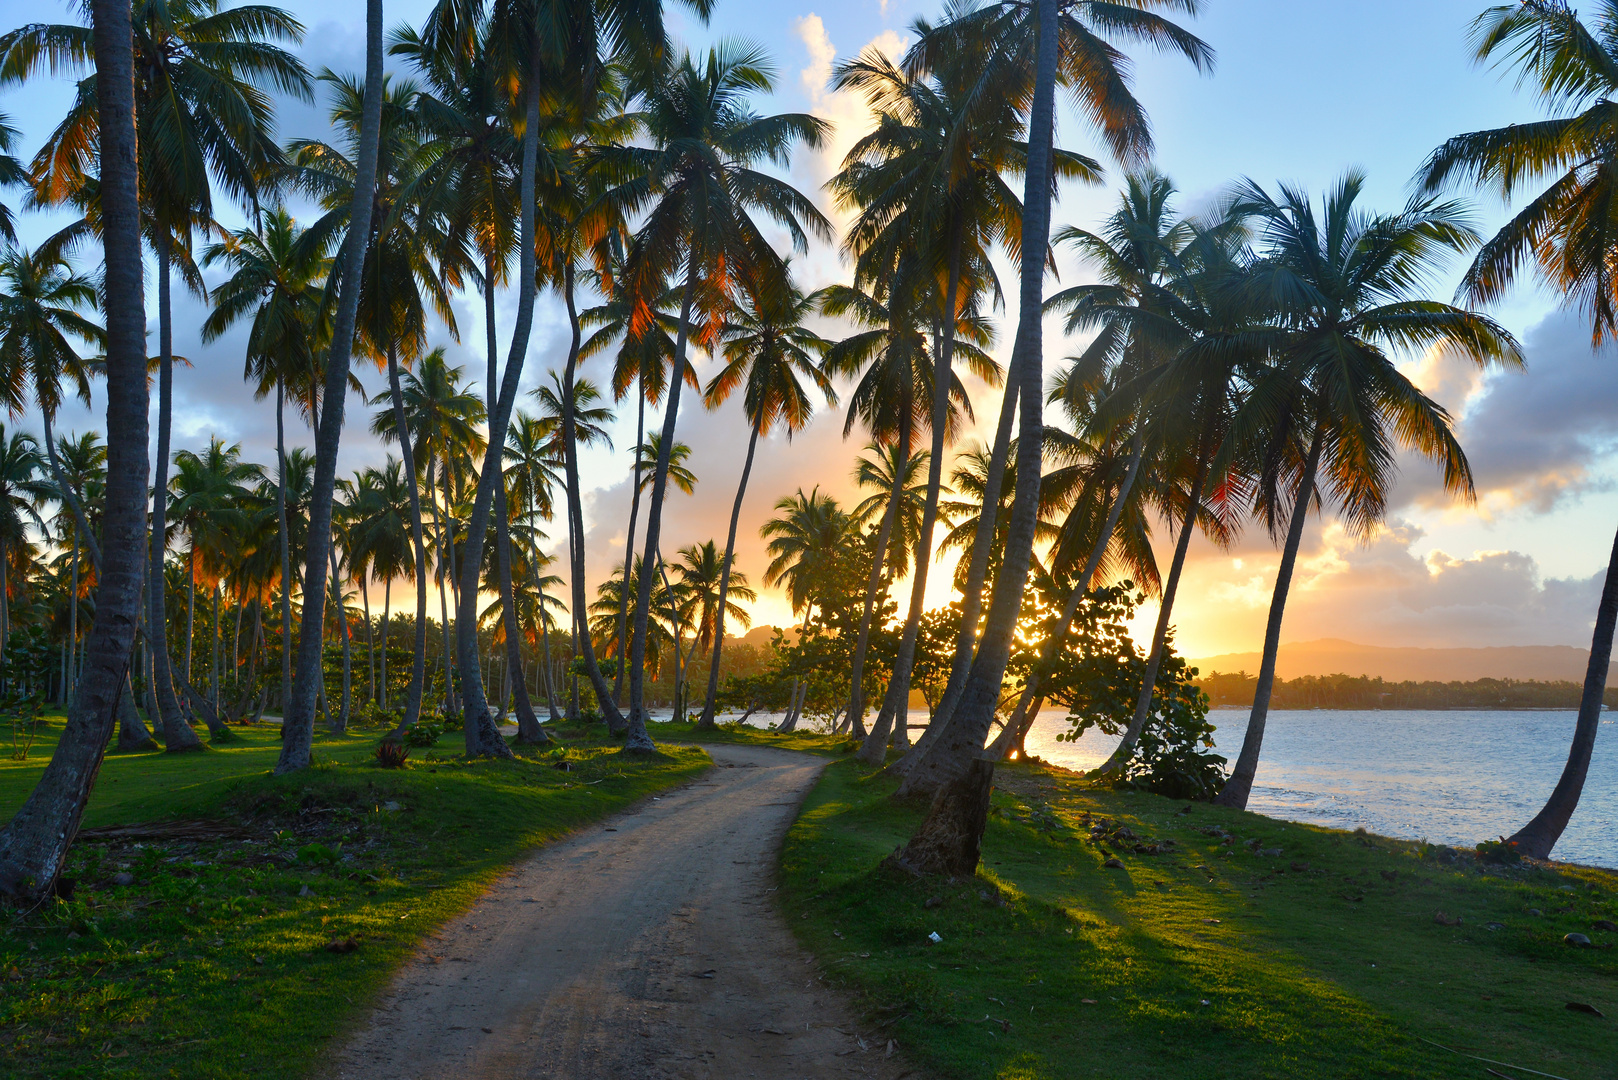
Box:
[1150,515,1603,656]
[1394,311,1618,515]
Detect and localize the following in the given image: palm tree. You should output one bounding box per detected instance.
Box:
[761,488,853,629]
[896,0,1214,810]
[1210,174,1521,809]
[819,269,996,742]
[600,43,832,749]
[202,207,330,725]
[834,30,1098,763]
[0,427,50,675]
[343,460,415,714]
[0,111,24,242]
[274,0,386,774]
[694,283,833,726]
[169,438,259,738]
[48,431,104,714]
[2,0,313,753]
[0,246,102,567]
[1416,0,1618,857]
[0,0,153,899]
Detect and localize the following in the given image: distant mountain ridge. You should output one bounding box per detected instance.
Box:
[1188,638,1612,683]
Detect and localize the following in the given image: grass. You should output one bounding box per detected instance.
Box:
[782,758,1618,1080]
[0,715,710,1079]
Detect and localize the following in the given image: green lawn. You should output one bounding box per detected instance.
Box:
[0,716,710,1080]
[782,759,1618,1080]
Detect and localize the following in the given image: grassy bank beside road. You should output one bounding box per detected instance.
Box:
[0,719,708,1080]
[782,758,1617,1080]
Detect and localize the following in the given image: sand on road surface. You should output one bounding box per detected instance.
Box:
[329,743,922,1080]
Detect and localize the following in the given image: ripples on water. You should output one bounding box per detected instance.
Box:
[716,706,1616,868]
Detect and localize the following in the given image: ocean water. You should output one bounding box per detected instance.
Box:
[713,706,1617,868]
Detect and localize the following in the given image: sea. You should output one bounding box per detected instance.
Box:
[710,706,1617,869]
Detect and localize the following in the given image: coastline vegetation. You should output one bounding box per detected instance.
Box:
[1198,672,1618,712]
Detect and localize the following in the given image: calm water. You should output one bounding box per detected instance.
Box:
[709,706,1617,868]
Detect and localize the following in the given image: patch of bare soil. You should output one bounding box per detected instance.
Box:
[328,744,923,1080]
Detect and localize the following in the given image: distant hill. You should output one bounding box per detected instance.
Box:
[1187,638,1613,683]
[723,625,796,649]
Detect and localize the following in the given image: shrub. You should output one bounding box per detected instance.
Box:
[403,721,443,748]
[1476,836,1522,865]
[375,740,410,768]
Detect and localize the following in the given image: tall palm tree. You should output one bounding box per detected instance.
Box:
[275,0,386,774]
[48,431,104,713]
[600,43,831,749]
[820,268,996,741]
[343,459,415,713]
[897,0,1214,806]
[1211,174,1521,809]
[0,110,24,242]
[694,283,833,726]
[834,28,1096,763]
[0,0,153,899]
[1416,0,1618,857]
[0,427,50,673]
[202,207,329,726]
[1,0,313,752]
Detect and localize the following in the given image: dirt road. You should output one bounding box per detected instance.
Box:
[330,744,919,1080]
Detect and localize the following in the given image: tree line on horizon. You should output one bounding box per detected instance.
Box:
[1197,670,1618,712]
[0,0,1610,897]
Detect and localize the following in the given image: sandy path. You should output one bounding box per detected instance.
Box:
[329,744,920,1080]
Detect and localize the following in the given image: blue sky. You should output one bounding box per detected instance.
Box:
[3,0,1613,655]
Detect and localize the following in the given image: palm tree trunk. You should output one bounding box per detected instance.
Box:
[434,461,457,722]
[1216,423,1325,809]
[185,551,196,689]
[380,577,390,711]
[894,0,1057,801]
[1507,519,1618,858]
[211,585,221,713]
[987,431,1145,758]
[68,533,79,707]
[626,268,700,750]
[893,362,1021,775]
[449,36,553,760]
[147,227,199,752]
[558,261,629,734]
[846,412,912,743]
[499,490,546,743]
[537,583,561,720]
[697,422,760,728]
[360,573,374,707]
[861,252,964,765]
[275,0,383,773]
[0,0,151,896]
[384,347,430,742]
[613,388,647,703]
[327,545,351,733]
[1097,454,1209,775]
[276,379,292,724]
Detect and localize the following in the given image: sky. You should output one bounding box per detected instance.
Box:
[2,0,1614,659]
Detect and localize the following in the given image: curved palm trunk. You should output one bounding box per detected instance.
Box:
[0,0,151,896]
[379,578,390,710]
[626,270,699,750]
[148,229,201,753]
[986,432,1145,759]
[1507,519,1618,858]
[556,262,629,735]
[895,0,1058,801]
[498,490,546,743]
[184,551,197,690]
[1097,456,1208,775]
[383,348,430,741]
[697,421,760,728]
[276,0,384,773]
[861,255,964,765]
[68,533,79,707]
[360,573,375,706]
[1215,423,1324,809]
[894,361,1021,775]
[613,388,647,704]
